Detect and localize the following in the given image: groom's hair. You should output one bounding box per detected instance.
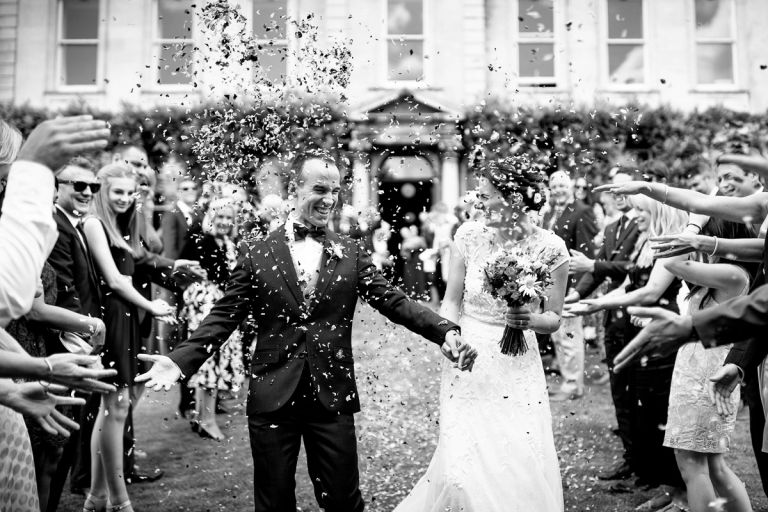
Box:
[287,149,339,193]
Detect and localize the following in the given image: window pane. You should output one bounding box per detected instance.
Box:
[255,45,288,85]
[519,43,555,78]
[607,0,643,39]
[158,0,195,39]
[695,0,732,39]
[518,0,554,34]
[387,40,424,81]
[697,43,733,84]
[60,44,98,85]
[388,0,423,35]
[608,44,643,84]
[61,0,99,39]
[253,0,288,39]
[158,43,193,84]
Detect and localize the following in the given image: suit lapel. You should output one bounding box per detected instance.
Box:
[266,226,305,309]
[308,232,342,312]
[614,218,638,253]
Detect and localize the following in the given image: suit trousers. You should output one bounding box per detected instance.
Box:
[551,315,585,394]
[604,310,633,466]
[247,364,365,512]
[744,377,768,498]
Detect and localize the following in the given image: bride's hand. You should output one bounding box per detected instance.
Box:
[505,305,532,330]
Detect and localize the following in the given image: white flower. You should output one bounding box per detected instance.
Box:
[518,274,538,298]
[328,241,345,260]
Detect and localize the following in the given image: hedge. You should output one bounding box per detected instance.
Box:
[2,99,766,188]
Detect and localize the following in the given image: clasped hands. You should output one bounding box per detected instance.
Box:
[441,330,477,372]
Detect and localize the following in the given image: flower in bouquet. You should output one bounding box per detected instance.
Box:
[483,246,560,355]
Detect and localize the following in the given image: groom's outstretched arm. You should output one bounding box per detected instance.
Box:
[167,253,257,378]
[355,243,458,345]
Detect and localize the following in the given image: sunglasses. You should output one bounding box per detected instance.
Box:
[180,185,197,191]
[58,180,101,193]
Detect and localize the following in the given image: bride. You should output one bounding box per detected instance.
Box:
[395,156,569,512]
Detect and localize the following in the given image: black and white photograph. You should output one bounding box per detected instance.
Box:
[1,0,768,510]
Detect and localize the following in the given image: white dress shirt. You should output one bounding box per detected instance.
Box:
[0,161,58,326]
[57,205,87,248]
[177,200,193,226]
[285,217,323,296]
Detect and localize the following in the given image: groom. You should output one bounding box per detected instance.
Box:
[137,150,476,511]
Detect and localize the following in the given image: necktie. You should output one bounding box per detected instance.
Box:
[293,223,326,241]
[615,215,627,242]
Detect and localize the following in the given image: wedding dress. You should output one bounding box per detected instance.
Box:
[395,221,568,512]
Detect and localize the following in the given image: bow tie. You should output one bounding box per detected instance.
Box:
[293,223,326,241]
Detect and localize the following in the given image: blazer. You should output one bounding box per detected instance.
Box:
[161,207,191,260]
[47,207,103,319]
[542,200,598,286]
[574,215,640,299]
[168,225,459,416]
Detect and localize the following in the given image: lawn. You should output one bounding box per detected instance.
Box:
[61,303,767,511]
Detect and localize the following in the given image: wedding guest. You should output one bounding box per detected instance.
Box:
[160,176,201,417]
[542,170,598,400]
[566,170,641,482]
[179,199,245,441]
[568,194,687,508]
[659,222,752,512]
[81,163,176,512]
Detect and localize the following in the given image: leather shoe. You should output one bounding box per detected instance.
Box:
[549,391,583,401]
[608,481,635,494]
[598,461,633,480]
[125,469,164,485]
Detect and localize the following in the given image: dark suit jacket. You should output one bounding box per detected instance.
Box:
[721,234,768,381]
[47,208,102,319]
[574,216,640,299]
[161,207,190,260]
[168,225,458,416]
[542,200,598,286]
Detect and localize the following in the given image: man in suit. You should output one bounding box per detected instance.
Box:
[137,151,476,511]
[542,170,598,400]
[563,170,640,481]
[45,158,105,507]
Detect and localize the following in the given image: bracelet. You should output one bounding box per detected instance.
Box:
[662,184,669,205]
[709,236,719,257]
[686,222,702,233]
[42,356,53,379]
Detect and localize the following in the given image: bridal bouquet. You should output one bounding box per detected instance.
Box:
[483,246,559,356]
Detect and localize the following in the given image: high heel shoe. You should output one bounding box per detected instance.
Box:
[107,500,133,512]
[83,493,107,512]
[197,422,224,441]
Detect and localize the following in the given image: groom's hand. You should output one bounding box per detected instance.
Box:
[135,354,182,391]
[442,330,477,372]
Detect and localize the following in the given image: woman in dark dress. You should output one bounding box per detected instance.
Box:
[81,164,175,512]
[569,194,689,510]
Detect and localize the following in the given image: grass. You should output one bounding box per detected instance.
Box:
[61,303,767,511]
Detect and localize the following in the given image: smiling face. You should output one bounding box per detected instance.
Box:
[213,206,235,237]
[106,176,137,214]
[634,201,651,232]
[56,165,98,216]
[549,172,572,206]
[574,178,588,201]
[178,179,199,207]
[717,164,758,197]
[612,172,633,212]
[475,176,518,227]
[294,158,341,227]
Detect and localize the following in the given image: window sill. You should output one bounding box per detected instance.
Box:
[689,87,747,94]
[44,87,106,95]
[370,83,443,92]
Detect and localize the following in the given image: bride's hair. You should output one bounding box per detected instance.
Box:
[473,155,548,212]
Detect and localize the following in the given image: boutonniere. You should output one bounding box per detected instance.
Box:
[327,240,345,260]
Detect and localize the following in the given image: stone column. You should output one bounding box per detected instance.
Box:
[440,151,460,209]
[351,153,370,214]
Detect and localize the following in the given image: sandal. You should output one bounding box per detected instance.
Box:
[107,500,133,512]
[83,493,107,512]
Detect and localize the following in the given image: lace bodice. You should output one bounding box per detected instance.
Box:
[454,221,569,326]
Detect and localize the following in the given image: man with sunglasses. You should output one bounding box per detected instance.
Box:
[45,157,107,508]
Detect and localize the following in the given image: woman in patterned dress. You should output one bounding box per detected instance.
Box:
[659,218,753,512]
[180,198,244,441]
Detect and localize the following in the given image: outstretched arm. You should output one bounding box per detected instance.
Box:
[693,283,768,348]
[652,233,764,261]
[662,260,749,302]
[595,181,768,225]
[718,153,768,181]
